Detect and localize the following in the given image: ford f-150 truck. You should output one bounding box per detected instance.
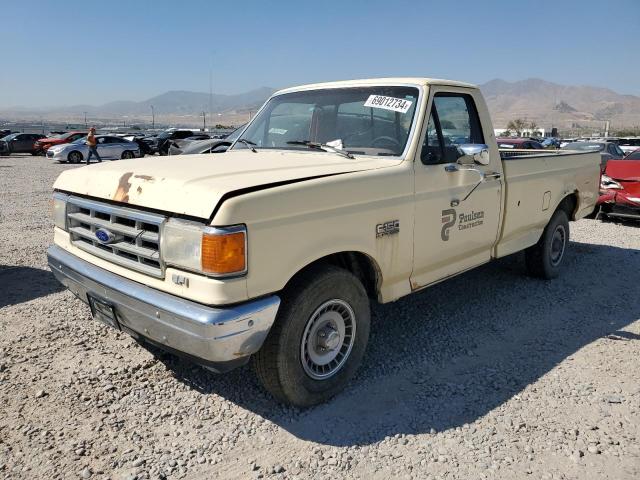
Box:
[48,78,600,406]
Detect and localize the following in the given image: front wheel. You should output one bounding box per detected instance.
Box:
[525,210,569,279]
[253,265,370,407]
[67,151,83,164]
[121,150,134,159]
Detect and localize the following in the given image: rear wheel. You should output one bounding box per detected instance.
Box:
[253,265,370,407]
[67,151,83,164]
[525,210,569,279]
[121,150,134,159]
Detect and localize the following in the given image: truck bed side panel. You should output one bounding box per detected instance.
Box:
[495,151,600,258]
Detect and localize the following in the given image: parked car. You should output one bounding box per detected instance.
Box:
[0,129,12,138]
[540,137,560,148]
[561,141,625,169]
[142,129,198,155]
[496,137,544,149]
[167,134,213,155]
[169,126,244,155]
[119,134,153,157]
[34,131,87,155]
[46,135,140,163]
[597,158,640,221]
[47,77,600,406]
[0,133,46,155]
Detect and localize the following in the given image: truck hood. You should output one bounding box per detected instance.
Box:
[54,150,403,219]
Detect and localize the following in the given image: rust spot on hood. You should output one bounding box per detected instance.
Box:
[134,174,155,181]
[113,172,133,203]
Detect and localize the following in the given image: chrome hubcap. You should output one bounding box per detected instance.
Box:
[550,224,566,266]
[301,299,356,380]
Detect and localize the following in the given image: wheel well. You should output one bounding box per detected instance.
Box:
[288,252,381,301]
[557,193,578,220]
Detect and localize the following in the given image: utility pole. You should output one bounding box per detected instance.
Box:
[209,67,213,123]
[202,111,206,131]
[84,111,87,128]
[150,105,155,129]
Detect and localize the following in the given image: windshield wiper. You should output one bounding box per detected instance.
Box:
[236,138,257,152]
[286,140,355,159]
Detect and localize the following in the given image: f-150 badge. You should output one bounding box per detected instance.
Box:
[376,220,399,238]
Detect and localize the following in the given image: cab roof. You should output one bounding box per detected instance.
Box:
[274,77,477,95]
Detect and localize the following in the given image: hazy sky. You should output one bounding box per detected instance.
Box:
[2,0,639,107]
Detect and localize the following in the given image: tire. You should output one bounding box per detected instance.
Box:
[253,265,370,407]
[68,151,83,164]
[525,209,569,279]
[121,150,134,159]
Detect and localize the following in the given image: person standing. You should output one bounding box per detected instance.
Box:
[86,127,102,165]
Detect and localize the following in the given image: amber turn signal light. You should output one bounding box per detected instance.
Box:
[201,230,246,275]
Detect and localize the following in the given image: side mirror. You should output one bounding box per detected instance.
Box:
[457,144,490,166]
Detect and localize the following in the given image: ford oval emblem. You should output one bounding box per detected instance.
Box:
[95,228,115,244]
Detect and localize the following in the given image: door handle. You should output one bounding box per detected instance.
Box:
[484,171,502,180]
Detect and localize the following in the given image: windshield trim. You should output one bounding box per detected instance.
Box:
[229,83,424,160]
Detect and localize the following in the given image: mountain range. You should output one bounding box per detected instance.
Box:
[3,79,640,130]
[481,78,640,130]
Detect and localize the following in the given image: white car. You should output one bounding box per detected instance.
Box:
[46,135,140,163]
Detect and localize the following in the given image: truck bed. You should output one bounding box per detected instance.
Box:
[495,149,601,258]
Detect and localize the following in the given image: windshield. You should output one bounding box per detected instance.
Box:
[562,142,604,151]
[2,133,18,141]
[72,136,87,144]
[158,131,172,140]
[233,86,420,157]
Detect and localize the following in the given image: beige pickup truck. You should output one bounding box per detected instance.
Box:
[48,78,600,406]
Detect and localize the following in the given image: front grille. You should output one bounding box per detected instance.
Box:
[66,196,166,278]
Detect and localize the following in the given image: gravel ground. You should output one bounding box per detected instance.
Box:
[1,154,639,480]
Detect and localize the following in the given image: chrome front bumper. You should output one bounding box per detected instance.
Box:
[47,245,280,372]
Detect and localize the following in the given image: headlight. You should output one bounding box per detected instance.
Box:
[600,175,622,190]
[52,192,68,230]
[162,219,247,277]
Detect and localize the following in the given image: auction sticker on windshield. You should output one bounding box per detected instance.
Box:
[364,95,413,113]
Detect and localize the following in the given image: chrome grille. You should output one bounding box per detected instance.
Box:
[66,196,166,278]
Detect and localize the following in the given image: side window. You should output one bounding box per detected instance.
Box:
[420,93,484,165]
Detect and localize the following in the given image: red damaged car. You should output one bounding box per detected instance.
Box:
[597,150,640,221]
[34,131,87,155]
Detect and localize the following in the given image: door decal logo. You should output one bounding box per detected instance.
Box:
[441,209,485,241]
[441,209,457,241]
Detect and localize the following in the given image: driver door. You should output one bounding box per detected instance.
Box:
[411,88,502,289]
